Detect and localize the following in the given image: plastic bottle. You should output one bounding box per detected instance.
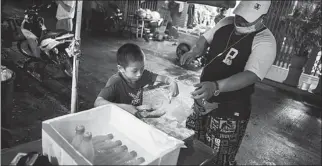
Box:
[92,134,114,145]
[104,145,128,156]
[98,140,122,151]
[78,132,95,163]
[98,145,128,165]
[122,157,145,165]
[71,125,85,150]
[113,151,137,165]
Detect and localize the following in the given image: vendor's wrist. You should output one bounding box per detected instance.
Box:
[212,81,220,96]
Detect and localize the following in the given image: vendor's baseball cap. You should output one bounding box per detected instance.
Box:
[233,0,271,23]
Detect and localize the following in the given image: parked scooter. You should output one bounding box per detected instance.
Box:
[17,2,74,80]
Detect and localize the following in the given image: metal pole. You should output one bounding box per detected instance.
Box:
[71,0,83,113]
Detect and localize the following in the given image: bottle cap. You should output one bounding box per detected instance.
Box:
[106,133,114,139]
[137,157,145,163]
[115,140,122,145]
[121,145,128,151]
[129,151,137,157]
[75,125,85,134]
[83,132,92,141]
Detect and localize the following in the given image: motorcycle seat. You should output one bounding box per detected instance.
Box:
[40,29,71,41]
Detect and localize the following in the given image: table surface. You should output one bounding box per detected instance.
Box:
[1,139,214,165]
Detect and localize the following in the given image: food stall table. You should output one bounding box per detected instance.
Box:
[1,139,215,165]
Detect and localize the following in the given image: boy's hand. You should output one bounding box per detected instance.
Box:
[136,104,153,112]
[120,104,140,116]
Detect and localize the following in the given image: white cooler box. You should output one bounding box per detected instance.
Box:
[42,104,185,165]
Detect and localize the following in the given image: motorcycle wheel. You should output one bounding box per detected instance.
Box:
[60,52,73,78]
[17,40,32,57]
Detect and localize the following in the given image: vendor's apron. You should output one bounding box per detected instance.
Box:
[186,24,267,165]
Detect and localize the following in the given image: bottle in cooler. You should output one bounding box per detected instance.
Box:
[104,145,128,155]
[92,134,114,145]
[122,157,145,165]
[114,151,137,164]
[107,149,129,165]
[96,145,128,165]
[71,125,85,150]
[98,140,122,151]
[79,132,95,163]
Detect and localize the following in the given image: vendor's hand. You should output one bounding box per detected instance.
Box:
[180,51,198,65]
[191,82,217,100]
[194,98,219,115]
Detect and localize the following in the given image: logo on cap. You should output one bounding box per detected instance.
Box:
[254,3,261,10]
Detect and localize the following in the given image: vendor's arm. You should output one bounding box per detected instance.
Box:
[56,0,75,12]
[217,31,277,92]
[180,17,234,65]
[192,31,276,99]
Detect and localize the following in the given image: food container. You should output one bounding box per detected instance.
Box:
[142,88,195,141]
[42,104,185,165]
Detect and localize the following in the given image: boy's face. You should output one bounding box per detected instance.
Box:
[118,61,145,83]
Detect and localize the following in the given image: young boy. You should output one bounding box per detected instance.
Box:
[94,43,179,118]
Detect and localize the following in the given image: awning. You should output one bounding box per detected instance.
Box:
[179,0,236,8]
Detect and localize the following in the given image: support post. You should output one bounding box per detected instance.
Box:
[71,0,83,113]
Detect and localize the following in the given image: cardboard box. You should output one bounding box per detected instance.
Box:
[42,104,185,165]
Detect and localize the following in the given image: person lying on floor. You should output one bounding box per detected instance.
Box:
[94,43,179,118]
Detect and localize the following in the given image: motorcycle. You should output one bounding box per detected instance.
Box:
[91,2,125,35]
[17,2,74,80]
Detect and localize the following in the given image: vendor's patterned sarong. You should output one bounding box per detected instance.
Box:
[186,102,250,166]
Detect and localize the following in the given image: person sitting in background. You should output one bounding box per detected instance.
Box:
[148,11,163,34]
[94,43,179,118]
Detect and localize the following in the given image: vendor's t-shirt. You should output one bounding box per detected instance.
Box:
[201,16,276,119]
[98,70,157,106]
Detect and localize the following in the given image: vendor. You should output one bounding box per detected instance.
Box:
[180,1,276,165]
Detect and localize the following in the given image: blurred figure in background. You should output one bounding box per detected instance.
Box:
[56,0,76,31]
[215,7,227,24]
[91,0,106,32]
[82,1,93,31]
[55,0,76,31]
[187,3,195,29]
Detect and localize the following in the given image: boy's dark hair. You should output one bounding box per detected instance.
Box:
[117,43,144,68]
